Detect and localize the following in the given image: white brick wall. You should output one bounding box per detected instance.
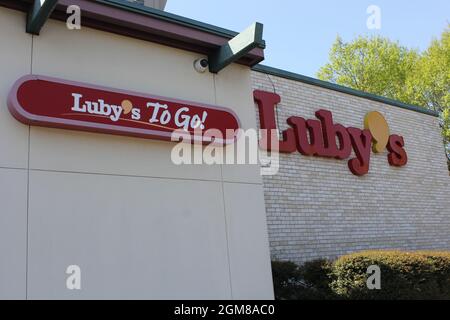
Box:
[251,70,450,264]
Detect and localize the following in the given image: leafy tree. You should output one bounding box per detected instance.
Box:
[406,27,450,159]
[318,26,450,165]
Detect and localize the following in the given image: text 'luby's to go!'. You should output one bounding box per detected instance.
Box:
[7,75,241,144]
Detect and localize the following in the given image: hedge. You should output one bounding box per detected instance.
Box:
[332,250,450,300]
[272,250,450,300]
[271,259,336,300]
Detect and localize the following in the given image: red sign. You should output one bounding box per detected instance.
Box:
[8,75,240,144]
[254,90,407,176]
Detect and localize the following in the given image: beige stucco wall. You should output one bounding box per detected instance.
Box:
[0,7,273,299]
[252,70,450,264]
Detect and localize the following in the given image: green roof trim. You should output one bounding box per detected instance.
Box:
[97,0,255,41]
[209,22,265,73]
[252,64,439,117]
[26,0,58,35]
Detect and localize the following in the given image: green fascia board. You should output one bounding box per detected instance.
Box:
[208,22,264,73]
[252,64,439,117]
[97,0,261,41]
[26,0,59,35]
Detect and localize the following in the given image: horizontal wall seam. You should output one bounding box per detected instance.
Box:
[0,166,28,171]
[25,167,264,185]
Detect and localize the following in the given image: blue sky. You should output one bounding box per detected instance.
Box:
[165,0,449,77]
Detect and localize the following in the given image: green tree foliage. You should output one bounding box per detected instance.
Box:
[318,26,450,162]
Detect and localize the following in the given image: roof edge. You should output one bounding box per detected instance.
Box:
[96,0,240,39]
[252,64,439,118]
[0,0,265,67]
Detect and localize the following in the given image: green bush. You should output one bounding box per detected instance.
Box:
[272,250,450,300]
[331,250,450,300]
[298,259,336,299]
[271,261,303,300]
[271,259,335,300]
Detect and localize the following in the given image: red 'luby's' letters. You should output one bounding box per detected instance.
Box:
[254,90,407,176]
[387,134,408,166]
[254,90,296,153]
[315,109,352,159]
[347,127,373,176]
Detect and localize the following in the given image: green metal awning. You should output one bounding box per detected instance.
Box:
[27,0,59,35]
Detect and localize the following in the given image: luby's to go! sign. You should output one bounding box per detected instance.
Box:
[254,90,408,176]
[8,75,240,144]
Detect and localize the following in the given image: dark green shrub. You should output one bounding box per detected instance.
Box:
[272,251,450,300]
[331,250,450,300]
[298,259,336,299]
[271,260,303,300]
[271,259,335,300]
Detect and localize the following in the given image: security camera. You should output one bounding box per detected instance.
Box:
[194,58,209,73]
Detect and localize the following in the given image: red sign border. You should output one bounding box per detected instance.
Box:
[8,74,241,144]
